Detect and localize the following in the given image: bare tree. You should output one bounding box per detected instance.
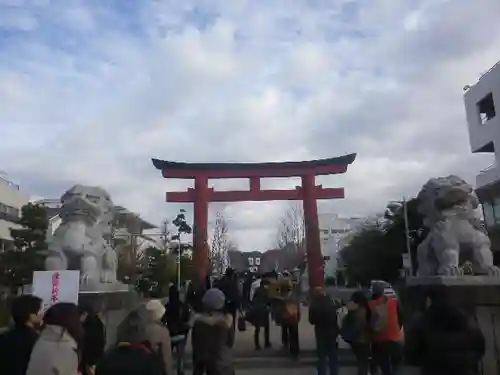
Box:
[210,212,231,276]
[276,204,305,253]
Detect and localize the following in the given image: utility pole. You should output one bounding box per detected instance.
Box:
[403,197,414,277]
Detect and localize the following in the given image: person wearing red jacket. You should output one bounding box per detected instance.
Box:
[368,284,403,375]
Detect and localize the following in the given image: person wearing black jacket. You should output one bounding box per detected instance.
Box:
[163,285,192,375]
[79,303,106,375]
[250,279,272,350]
[0,295,43,375]
[214,268,241,341]
[406,285,485,375]
[309,287,340,375]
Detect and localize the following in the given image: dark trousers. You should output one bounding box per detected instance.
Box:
[281,323,300,357]
[172,338,186,375]
[316,338,338,375]
[254,316,270,348]
[350,343,371,375]
[371,341,403,375]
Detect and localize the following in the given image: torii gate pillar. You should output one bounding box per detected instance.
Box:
[301,173,323,288]
[193,176,209,281]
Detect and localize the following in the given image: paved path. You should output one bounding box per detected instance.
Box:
[183,306,355,369]
[185,306,350,356]
[235,367,419,375]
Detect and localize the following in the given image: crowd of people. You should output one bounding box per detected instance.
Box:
[330,283,486,375]
[0,269,489,375]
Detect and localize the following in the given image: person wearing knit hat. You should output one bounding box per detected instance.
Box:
[145,300,167,322]
[191,288,235,375]
[117,300,173,375]
[202,288,226,311]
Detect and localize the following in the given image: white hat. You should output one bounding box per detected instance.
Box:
[145,299,166,322]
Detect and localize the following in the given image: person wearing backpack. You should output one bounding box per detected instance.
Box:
[309,287,341,375]
[215,268,241,340]
[96,342,164,375]
[341,291,373,375]
[116,300,173,375]
[191,288,235,375]
[368,283,403,375]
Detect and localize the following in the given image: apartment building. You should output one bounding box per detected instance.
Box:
[318,213,364,277]
[0,172,29,251]
[464,61,500,228]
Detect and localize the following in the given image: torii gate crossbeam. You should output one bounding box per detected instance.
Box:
[152,154,356,289]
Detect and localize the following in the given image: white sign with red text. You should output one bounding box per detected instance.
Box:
[32,270,80,312]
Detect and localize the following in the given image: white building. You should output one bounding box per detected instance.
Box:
[318,213,364,277]
[0,172,29,251]
[464,60,500,227]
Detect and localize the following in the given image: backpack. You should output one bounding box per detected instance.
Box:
[116,309,148,344]
[283,302,299,323]
[340,311,361,344]
[370,297,390,334]
[99,342,165,375]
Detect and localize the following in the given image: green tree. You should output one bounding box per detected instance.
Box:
[340,198,426,284]
[341,223,391,285]
[383,198,427,276]
[0,203,48,287]
[138,246,194,296]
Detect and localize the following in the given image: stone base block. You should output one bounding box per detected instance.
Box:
[79,288,140,347]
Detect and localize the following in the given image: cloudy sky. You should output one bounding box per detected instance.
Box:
[1,0,499,252]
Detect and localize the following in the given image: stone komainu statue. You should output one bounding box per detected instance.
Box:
[416,175,500,277]
[45,184,118,285]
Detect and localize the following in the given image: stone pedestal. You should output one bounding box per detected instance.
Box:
[402,276,500,375]
[79,286,140,347]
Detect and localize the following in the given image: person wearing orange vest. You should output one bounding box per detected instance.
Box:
[368,283,403,375]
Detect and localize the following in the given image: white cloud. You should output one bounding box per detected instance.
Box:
[1,0,499,252]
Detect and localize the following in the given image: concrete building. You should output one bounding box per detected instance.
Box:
[228,250,262,273]
[464,61,500,229]
[0,172,29,251]
[464,61,500,257]
[318,213,364,278]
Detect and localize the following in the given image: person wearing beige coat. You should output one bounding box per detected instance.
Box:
[26,302,83,375]
[26,324,80,375]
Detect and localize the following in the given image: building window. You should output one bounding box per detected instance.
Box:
[248,257,254,266]
[483,201,495,227]
[255,257,260,266]
[477,93,496,125]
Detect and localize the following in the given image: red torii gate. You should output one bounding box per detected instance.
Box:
[152,154,356,288]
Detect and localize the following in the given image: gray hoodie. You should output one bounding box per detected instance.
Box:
[26,325,79,375]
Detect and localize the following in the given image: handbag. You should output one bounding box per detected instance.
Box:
[237,315,246,332]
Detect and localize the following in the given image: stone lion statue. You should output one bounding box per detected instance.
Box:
[416,175,500,277]
[45,184,119,286]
